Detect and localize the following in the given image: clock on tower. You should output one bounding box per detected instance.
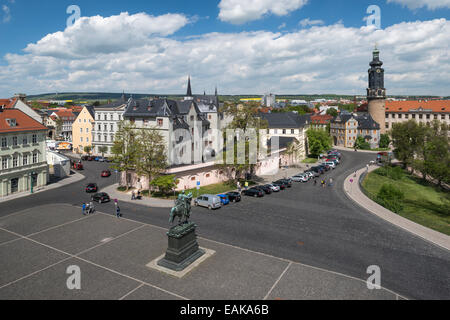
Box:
[367,46,386,99]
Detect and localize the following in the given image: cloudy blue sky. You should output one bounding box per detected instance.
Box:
[0,0,449,97]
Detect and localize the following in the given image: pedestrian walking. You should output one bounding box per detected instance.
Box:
[321,180,325,188]
[89,200,95,214]
[329,178,333,187]
[137,190,141,200]
[131,191,135,200]
[82,203,86,215]
[244,181,248,191]
[314,178,317,186]
[114,199,118,208]
[116,206,121,218]
[237,181,241,193]
[366,164,369,172]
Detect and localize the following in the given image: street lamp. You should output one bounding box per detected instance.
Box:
[30,171,37,194]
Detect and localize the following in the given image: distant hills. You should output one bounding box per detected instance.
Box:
[26,92,449,103]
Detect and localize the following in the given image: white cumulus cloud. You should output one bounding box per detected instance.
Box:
[0,14,449,97]
[24,12,189,59]
[218,0,308,24]
[387,0,450,9]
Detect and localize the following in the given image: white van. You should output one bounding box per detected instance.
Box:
[325,161,336,169]
[194,194,222,210]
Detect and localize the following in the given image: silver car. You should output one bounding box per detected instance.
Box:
[266,184,280,192]
[292,174,309,182]
[194,194,222,210]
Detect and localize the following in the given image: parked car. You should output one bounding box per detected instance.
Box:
[243,188,264,197]
[194,194,222,210]
[318,164,330,171]
[254,185,272,194]
[87,156,94,161]
[92,192,110,203]
[226,191,241,202]
[217,194,230,205]
[73,162,83,170]
[98,157,106,162]
[326,157,340,165]
[304,171,314,179]
[278,179,292,188]
[85,183,98,193]
[311,166,324,175]
[292,174,309,182]
[266,184,280,192]
[101,170,111,177]
[81,155,89,161]
[324,161,336,169]
[305,170,319,178]
[272,181,287,190]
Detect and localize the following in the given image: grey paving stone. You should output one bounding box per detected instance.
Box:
[79,225,290,300]
[29,213,143,255]
[0,257,140,300]
[266,263,397,300]
[122,284,183,300]
[0,229,19,245]
[0,204,85,236]
[0,238,69,287]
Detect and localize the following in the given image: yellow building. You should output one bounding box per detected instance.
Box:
[72,106,95,154]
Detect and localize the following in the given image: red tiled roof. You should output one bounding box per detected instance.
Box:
[54,110,76,119]
[310,114,333,124]
[385,100,450,113]
[0,109,48,133]
[0,98,17,109]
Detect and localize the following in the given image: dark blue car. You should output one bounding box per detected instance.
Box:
[217,194,230,205]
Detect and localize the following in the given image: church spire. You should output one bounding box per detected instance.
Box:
[186,76,193,97]
[215,86,218,96]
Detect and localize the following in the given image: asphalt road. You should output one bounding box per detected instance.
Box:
[0,151,449,300]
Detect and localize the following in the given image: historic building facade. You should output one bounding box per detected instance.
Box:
[72,106,95,154]
[0,108,48,197]
[385,100,450,130]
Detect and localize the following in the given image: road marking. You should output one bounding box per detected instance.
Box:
[0,225,188,301]
[263,262,292,300]
[118,283,144,300]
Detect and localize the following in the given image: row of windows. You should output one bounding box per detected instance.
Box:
[1,153,40,170]
[96,124,116,132]
[268,129,297,135]
[96,134,115,142]
[1,134,39,148]
[97,114,123,121]
[386,113,448,120]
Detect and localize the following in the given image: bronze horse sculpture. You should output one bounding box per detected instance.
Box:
[169,192,193,225]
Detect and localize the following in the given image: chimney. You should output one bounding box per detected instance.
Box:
[14,93,27,102]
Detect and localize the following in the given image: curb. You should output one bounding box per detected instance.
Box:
[344,166,450,252]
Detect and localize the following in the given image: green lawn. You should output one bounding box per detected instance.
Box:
[302,158,318,164]
[362,168,450,235]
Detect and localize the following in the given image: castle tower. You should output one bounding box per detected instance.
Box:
[367,46,386,134]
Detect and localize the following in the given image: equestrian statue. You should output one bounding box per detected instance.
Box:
[169,191,193,225]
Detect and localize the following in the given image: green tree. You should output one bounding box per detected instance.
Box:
[83,145,92,154]
[390,120,425,171]
[422,122,450,186]
[111,121,138,191]
[150,175,177,196]
[135,128,168,195]
[220,102,268,182]
[355,136,371,150]
[326,108,338,117]
[379,134,390,149]
[306,129,332,157]
[98,146,108,158]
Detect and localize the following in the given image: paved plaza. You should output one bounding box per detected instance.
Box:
[0,204,404,300]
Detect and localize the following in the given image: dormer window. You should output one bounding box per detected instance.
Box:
[6,118,17,127]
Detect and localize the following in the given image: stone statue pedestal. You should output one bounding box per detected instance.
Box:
[157,222,205,272]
